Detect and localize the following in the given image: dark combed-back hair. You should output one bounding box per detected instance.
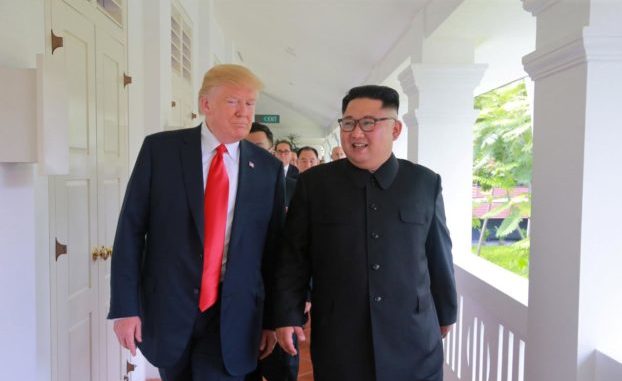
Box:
[297,146,318,158]
[250,122,274,146]
[341,85,400,113]
[275,140,294,151]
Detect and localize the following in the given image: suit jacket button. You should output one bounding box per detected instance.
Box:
[369,202,378,211]
[193,288,199,296]
[371,232,380,239]
[372,264,380,271]
[374,296,382,302]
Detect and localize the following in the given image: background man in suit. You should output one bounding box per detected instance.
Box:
[296,146,319,173]
[330,145,346,161]
[274,140,299,180]
[273,85,457,381]
[247,124,296,208]
[245,123,300,381]
[246,122,274,152]
[109,64,285,381]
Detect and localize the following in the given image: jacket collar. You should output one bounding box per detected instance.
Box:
[343,154,399,190]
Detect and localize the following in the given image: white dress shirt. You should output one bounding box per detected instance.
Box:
[283,164,289,178]
[201,122,239,276]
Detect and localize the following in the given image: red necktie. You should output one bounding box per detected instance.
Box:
[199,144,229,311]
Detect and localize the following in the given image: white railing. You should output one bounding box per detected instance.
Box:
[444,254,529,381]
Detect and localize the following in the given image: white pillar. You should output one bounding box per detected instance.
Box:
[523,0,622,379]
[397,64,419,162]
[399,64,486,256]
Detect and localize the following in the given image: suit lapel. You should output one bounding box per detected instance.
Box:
[181,125,204,244]
[228,140,254,251]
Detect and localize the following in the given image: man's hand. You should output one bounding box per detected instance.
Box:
[276,326,306,356]
[113,316,142,356]
[440,325,452,339]
[258,330,277,360]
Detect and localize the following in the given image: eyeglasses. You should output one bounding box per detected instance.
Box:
[337,117,397,132]
[275,149,291,155]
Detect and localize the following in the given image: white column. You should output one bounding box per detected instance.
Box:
[523,0,622,380]
[397,64,419,162]
[399,64,486,256]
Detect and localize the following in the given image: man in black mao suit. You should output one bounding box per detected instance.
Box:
[108,64,284,381]
[274,85,457,381]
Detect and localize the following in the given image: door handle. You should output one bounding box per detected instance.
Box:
[102,247,113,260]
[91,246,105,261]
[51,29,63,54]
[55,238,67,261]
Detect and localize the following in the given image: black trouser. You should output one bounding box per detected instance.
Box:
[159,301,244,381]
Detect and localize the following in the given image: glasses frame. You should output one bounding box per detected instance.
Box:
[337,116,397,132]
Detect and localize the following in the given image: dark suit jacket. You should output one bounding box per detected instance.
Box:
[273,155,456,381]
[284,177,296,207]
[108,126,285,375]
[285,165,299,180]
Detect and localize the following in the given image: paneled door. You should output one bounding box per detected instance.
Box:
[50,0,130,380]
[50,1,101,380]
[95,28,129,381]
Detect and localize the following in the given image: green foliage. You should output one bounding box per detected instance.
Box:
[473,80,533,191]
[472,242,530,278]
[473,79,533,243]
[472,79,533,275]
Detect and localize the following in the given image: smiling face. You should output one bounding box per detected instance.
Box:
[340,98,402,171]
[297,149,318,173]
[199,84,257,144]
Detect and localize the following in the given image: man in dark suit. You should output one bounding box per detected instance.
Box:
[108,64,284,381]
[247,123,296,208]
[274,140,299,180]
[296,146,319,174]
[245,123,300,381]
[274,85,457,381]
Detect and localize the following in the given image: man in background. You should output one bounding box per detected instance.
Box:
[297,146,320,173]
[274,140,299,180]
[246,122,274,152]
[245,124,301,381]
[330,145,346,161]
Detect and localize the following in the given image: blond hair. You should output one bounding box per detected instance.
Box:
[198,64,263,109]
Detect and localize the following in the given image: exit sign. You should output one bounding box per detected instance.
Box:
[255,114,280,124]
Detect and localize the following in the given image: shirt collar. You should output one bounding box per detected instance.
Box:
[201,121,240,160]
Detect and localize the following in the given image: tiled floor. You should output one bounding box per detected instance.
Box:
[297,323,313,380]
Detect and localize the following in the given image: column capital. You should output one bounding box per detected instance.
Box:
[410,63,488,91]
[522,0,561,17]
[523,28,622,81]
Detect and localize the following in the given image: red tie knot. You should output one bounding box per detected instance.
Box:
[216,144,228,155]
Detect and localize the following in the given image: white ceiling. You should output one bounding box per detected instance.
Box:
[213,0,535,141]
[214,0,429,139]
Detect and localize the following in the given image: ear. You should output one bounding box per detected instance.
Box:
[392,120,403,141]
[198,95,210,116]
